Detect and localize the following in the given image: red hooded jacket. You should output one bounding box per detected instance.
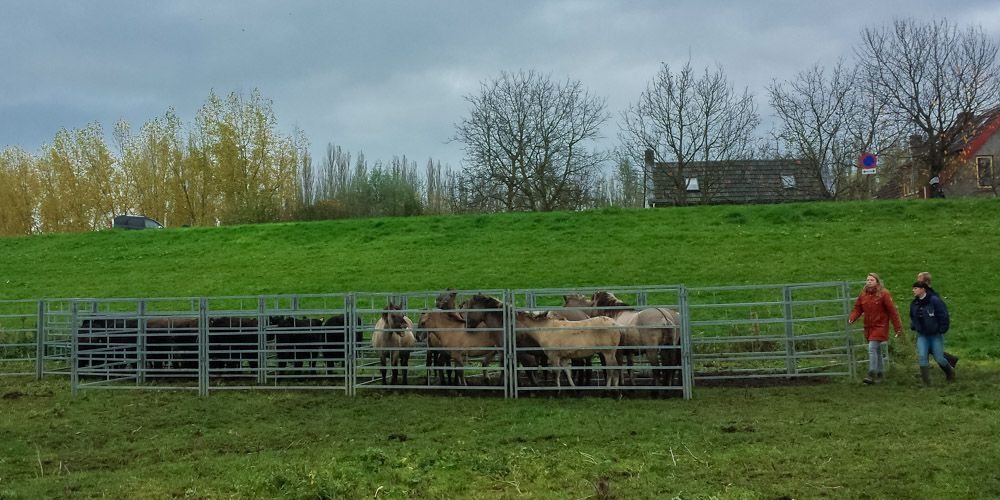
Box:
[849,289,903,341]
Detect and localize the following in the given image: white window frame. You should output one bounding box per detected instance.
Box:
[685,177,700,191]
[977,156,993,188]
[780,174,796,189]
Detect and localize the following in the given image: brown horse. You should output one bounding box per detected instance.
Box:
[464,294,622,388]
[416,310,501,386]
[463,294,551,386]
[566,292,682,386]
[371,303,416,385]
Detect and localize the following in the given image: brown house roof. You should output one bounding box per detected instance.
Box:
[650,159,827,206]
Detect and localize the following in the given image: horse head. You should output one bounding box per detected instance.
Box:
[381,302,408,335]
[464,293,501,330]
[592,291,630,317]
[435,288,458,310]
[562,294,594,318]
[415,310,434,342]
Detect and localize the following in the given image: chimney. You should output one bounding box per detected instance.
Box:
[644,148,655,169]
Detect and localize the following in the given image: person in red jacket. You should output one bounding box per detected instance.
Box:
[848,272,903,384]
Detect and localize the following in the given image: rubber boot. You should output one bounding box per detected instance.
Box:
[920,366,931,387]
[943,351,959,368]
[863,370,875,385]
[942,363,955,383]
[876,372,884,383]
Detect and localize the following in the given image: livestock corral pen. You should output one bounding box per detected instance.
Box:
[2,282,863,399]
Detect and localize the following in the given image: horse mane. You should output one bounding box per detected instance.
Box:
[470,293,503,309]
[592,291,629,308]
[563,294,591,305]
[516,310,551,322]
[592,291,632,316]
[436,288,458,309]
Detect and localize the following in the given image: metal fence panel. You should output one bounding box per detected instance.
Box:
[507,286,690,399]
[1,281,871,399]
[687,282,857,381]
[0,299,42,377]
[352,290,508,394]
[69,295,353,394]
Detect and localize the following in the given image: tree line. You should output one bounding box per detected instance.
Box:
[2,17,997,236]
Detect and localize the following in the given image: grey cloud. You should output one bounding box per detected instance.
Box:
[2,0,997,168]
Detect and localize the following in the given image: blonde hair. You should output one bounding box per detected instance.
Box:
[866,272,885,295]
[917,271,932,285]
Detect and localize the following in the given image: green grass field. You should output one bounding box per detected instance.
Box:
[2,197,999,498]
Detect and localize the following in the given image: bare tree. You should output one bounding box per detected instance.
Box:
[620,61,759,206]
[454,70,610,212]
[768,60,898,199]
[857,18,1000,180]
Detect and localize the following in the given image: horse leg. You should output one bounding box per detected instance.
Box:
[571,358,585,386]
[379,352,388,385]
[664,345,680,386]
[517,352,537,386]
[563,358,576,388]
[442,352,452,385]
[604,350,620,387]
[645,347,661,385]
[454,353,466,386]
[400,351,410,385]
[626,352,636,385]
[426,348,435,385]
[597,353,608,386]
[392,352,401,385]
[615,351,632,385]
[548,354,563,389]
[482,353,496,384]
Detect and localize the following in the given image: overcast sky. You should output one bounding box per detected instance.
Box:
[3,1,999,169]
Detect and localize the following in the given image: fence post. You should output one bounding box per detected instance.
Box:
[257,296,267,385]
[137,300,147,384]
[679,285,692,400]
[198,297,209,396]
[504,290,516,399]
[35,300,46,380]
[783,286,797,376]
[842,282,856,380]
[70,302,79,397]
[346,293,356,397]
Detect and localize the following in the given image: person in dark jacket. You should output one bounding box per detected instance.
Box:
[909,281,954,385]
[916,272,958,368]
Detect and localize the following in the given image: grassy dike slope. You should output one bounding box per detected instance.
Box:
[1,197,997,356]
[1,197,999,499]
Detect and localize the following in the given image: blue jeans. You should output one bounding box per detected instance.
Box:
[868,341,885,374]
[917,334,948,367]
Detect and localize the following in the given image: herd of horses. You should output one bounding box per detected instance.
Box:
[77,315,358,376]
[75,290,683,389]
[375,290,682,388]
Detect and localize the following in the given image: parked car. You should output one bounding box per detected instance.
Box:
[112,215,164,230]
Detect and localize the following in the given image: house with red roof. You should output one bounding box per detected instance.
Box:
[940,108,1000,197]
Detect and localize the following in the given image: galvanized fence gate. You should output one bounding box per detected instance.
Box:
[0,282,871,398]
[686,282,860,382]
